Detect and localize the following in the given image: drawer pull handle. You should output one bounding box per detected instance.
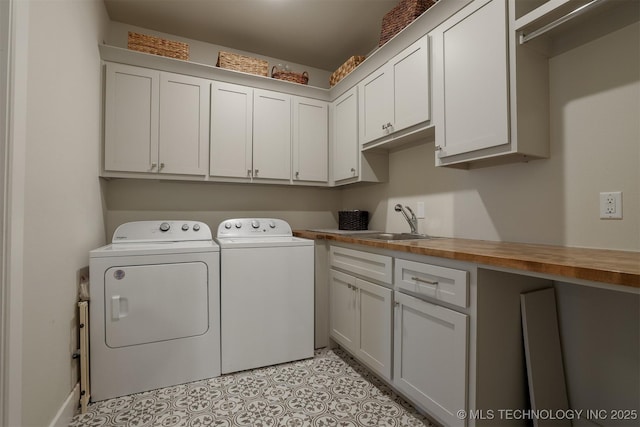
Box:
[411,276,438,286]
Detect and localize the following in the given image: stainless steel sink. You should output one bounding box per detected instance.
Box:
[351,232,432,241]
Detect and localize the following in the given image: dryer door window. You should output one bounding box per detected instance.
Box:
[104,261,209,348]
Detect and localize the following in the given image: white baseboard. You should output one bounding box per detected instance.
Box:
[49,383,79,427]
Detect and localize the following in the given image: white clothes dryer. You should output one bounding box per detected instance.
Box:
[89,220,220,401]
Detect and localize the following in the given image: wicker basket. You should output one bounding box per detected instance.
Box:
[379,0,436,47]
[217,51,269,77]
[330,56,366,87]
[338,210,369,231]
[127,32,189,60]
[271,67,309,85]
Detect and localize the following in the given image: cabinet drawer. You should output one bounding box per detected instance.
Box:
[330,246,392,285]
[395,259,469,308]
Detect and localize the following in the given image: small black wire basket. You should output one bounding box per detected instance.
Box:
[338,210,369,231]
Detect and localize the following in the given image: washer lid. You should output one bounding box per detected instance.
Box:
[112,220,212,243]
[215,236,313,249]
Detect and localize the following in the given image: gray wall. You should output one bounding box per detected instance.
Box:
[556,283,640,425]
[20,1,109,425]
[104,179,341,238]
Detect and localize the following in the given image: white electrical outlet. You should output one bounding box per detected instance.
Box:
[599,191,622,219]
[416,202,425,219]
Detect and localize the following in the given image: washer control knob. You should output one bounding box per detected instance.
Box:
[269,221,276,229]
[224,222,232,229]
[193,224,200,231]
[251,220,260,229]
[159,222,170,232]
[235,221,242,229]
[181,224,189,231]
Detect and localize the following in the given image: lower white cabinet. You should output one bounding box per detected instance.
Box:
[393,291,469,427]
[329,268,393,381]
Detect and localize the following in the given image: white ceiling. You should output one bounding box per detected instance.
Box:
[103,0,401,71]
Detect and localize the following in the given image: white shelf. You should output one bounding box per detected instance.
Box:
[514,0,593,31]
[99,44,330,100]
[514,0,639,46]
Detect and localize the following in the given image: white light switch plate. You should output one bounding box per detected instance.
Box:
[416,202,425,219]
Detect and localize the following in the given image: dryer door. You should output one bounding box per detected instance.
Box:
[104,261,209,348]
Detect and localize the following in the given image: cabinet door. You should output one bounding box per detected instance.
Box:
[210,81,253,179]
[159,73,209,175]
[355,278,393,381]
[432,0,509,159]
[329,269,357,351]
[332,87,359,182]
[253,89,291,180]
[104,63,159,173]
[393,291,468,427]
[392,35,430,132]
[292,97,328,183]
[359,65,393,144]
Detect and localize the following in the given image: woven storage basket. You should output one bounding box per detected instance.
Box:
[338,210,369,231]
[271,67,309,85]
[217,51,269,76]
[379,0,436,47]
[127,32,189,60]
[330,56,366,87]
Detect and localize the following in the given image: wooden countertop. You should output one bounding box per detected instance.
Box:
[294,230,640,289]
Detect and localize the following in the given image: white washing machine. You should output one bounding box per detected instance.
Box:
[89,220,220,401]
[216,218,314,374]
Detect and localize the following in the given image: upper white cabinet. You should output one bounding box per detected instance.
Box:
[158,73,210,175]
[253,89,292,181]
[104,62,209,176]
[359,35,430,147]
[210,81,253,180]
[210,83,292,182]
[332,87,359,183]
[331,86,389,186]
[431,0,549,167]
[292,97,328,183]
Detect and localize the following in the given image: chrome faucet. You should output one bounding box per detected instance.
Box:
[394,204,418,234]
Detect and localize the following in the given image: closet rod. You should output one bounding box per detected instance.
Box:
[519,0,608,44]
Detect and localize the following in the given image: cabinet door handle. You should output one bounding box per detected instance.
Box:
[254,169,259,177]
[295,171,299,179]
[411,276,439,285]
[350,167,356,175]
[247,169,252,177]
[435,145,442,151]
[159,162,165,170]
[150,163,157,170]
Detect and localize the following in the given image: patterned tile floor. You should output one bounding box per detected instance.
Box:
[70,348,436,427]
